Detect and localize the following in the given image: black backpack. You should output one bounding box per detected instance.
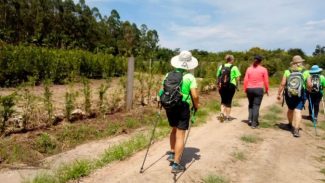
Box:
[286,69,304,97]
[311,74,322,93]
[160,71,184,109]
[218,64,233,88]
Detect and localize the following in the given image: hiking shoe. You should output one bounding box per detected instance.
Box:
[248,120,252,126]
[293,128,300,137]
[167,153,175,162]
[171,163,185,173]
[218,113,225,123]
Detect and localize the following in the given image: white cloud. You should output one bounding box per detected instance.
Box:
[85,0,325,55]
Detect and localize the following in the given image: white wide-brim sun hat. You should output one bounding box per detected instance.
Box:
[171,50,198,70]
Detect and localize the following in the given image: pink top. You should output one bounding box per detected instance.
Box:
[243,65,269,92]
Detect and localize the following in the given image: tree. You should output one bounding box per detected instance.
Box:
[287,48,306,58]
[313,45,325,56]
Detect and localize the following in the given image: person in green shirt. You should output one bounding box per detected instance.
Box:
[160,50,199,173]
[306,65,325,122]
[277,55,312,137]
[216,54,241,122]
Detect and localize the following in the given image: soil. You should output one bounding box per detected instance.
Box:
[0,89,325,183]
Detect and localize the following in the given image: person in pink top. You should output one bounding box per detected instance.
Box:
[243,55,269,128]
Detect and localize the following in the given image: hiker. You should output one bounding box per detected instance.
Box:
[243,55,269,129]
[159,50,199,173]
[306,65,325,123]
[216,54,241,122]
[277,55,312,137]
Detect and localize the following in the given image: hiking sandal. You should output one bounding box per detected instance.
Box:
[218,113,225,123]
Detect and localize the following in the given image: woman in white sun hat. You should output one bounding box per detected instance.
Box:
[159,50,199,173]
[277,55,312,138]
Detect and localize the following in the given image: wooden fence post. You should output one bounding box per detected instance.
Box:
[126,56,135,111]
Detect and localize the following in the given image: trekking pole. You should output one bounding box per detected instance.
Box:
[179,108,196,165]
[321,97,325,116]
[139,107,161,173]
[308,95,318,136]
[173,108,196,182]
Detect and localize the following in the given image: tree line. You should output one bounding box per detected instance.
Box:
[1,0,325,87]
[0,0,159,57]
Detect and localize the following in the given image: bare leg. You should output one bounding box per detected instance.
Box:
[225,107,231,118]
[294,109,302,129]
[221,104,226,114]
[287,109,293,125]
[170,128,177,152]
[174,128,186,164]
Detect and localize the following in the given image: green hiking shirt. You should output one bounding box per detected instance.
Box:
[283,67,310,89]
[216,63,241,86]
[160,69,197,105]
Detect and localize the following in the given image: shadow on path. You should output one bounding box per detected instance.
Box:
[173,147,201,182]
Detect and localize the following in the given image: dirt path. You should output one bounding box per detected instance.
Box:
[80,90,325,183]
[1,89,324,183]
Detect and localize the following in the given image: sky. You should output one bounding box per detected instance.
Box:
[85,0,325,55]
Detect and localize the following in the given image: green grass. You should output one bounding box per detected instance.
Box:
[259,105,283,128]
[202,174,229,183]
[27,96,217,183]
[57,124,102,146]
[125,118,140,129]
[315,155,325,163]
[35,133,57,154]
[57,160,93,182]
[240,135,261,144]
[28,127,170,183]
[232,151,247,161]
[321,168,325,175]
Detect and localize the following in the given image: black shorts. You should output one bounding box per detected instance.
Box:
[219,84,236,107]
[165,102,190,130]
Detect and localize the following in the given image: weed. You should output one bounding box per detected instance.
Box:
[20,77,38,130]
[98,83,109,117]
[57,125,100,146]
[43,79,53,124]
[35,133,57,154]
[202,174,229,183]
[82,77,91,115]
[205,100,221,112]
[232,151,247,161]
[24,173,57,183]
[321,168,325,175]
[260,105,283,128]
[125,118,140,129]
[105,122,121,136]
[240,135,261,143]
[57,160,93,182]
[0,93,16,133]
[64,92,76,122]
[315,155,325,162]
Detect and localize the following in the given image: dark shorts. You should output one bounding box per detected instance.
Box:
[165,102,190,130]
[285,91,306,110]
[219,84,236,107]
